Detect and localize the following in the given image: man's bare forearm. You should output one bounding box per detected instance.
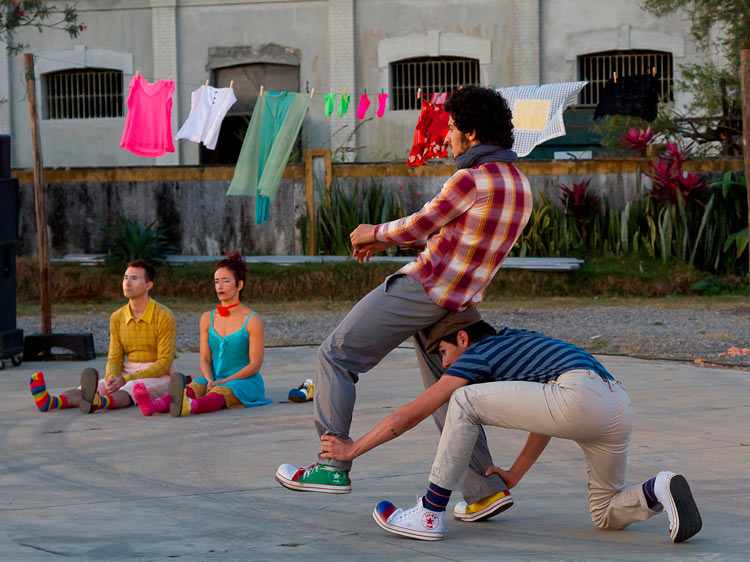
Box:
[509,433,551,484]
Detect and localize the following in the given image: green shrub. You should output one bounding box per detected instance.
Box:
[101,216,177,267]
[512,171,748,276]
[312,179,416,256]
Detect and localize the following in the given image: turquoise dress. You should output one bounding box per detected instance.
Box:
[193,311,272,407]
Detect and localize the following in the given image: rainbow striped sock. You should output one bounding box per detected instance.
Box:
[423,482,452,512]
[94,394,116,410]
[30,372,69,412]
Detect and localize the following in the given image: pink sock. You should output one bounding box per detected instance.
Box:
[192,392,227,414]
[377,93,388,117]
[133,383,157,416]
[356,94,370,119]
[152,394,170,414]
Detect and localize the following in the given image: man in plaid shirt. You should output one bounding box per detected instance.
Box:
[276,86,533,515]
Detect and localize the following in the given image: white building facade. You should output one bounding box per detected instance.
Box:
[1,0,707,168]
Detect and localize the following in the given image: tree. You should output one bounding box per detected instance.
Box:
[1,0,85,56]
[642,0,749,155]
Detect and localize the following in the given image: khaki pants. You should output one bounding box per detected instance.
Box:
[314,274,507,503]
[430,370,661,530]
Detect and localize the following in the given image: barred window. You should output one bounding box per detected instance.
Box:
[43,68,124,119]
[390,56,480,110]
[578,50,673,106]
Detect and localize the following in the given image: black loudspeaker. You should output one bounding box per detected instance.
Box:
[0,135,9,179]
[0,135,23,369]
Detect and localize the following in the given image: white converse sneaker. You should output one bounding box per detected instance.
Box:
[653,471,702,543]
[372,498,444,541]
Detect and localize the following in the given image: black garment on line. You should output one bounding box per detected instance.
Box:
[593,74,660,122]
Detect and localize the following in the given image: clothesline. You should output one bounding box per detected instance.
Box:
[27,54,449,98]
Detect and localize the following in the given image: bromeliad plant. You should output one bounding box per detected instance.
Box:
[647,141,707,204]
[621,126,654,157]
[559,178,600,239]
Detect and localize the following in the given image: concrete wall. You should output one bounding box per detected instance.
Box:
[16,158,742,258]
[16,177,307,257]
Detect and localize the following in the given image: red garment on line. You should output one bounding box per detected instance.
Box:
[120,75,176,157]
[407,96,450,167]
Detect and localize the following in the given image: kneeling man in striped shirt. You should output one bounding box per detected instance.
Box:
[320,318,702,543]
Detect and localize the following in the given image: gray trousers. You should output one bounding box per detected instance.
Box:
[429,370,660,530]
[314,274,507,503]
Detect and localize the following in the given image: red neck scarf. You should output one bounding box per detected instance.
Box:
[216,302,240,317]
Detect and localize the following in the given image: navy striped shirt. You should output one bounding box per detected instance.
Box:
[444,328,613,384]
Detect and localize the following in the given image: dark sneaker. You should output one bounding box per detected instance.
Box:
[453,489,513,522]
[654,471,702,543]
[275,463,351,493]
[373,498,444,541]
[288,379,315,403]
[168,372,188,417]
[79,368,99,414]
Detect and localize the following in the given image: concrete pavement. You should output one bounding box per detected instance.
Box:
[1,347,748,561]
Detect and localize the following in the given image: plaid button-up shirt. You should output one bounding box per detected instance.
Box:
[374,162,532,311]
[106,298,177,381]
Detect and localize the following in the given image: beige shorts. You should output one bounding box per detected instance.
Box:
[82,361,175,400]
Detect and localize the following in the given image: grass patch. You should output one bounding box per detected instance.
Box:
[16,255,749,304]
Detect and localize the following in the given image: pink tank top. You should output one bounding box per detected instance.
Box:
[120,75,176,157]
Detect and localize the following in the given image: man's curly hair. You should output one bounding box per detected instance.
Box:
[444,85,514,148]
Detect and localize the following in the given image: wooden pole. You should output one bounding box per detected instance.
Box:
[24,53,52,334]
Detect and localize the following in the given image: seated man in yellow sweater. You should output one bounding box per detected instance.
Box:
[29,260,177,413]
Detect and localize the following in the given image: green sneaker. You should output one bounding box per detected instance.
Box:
[275,462,351,494]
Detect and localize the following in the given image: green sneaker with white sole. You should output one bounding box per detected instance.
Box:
[275,462,351,493]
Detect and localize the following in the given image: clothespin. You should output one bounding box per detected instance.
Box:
[284,88,288,96]
[652,66,656,77]
[205,80,209,87]
[167,75,172,81]
[260,85,264,96]
[613,71,617,83]
[416,87,421,99]
[229,80,234,89]
[343,89,347,97]
[135,70,140,77]
[364,89,367,95]
[310,88,315,98]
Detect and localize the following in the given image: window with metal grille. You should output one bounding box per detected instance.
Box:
[390,56,480,110]
[578,50,673,106]
[43,68,124,119]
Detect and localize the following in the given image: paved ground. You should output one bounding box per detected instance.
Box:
[17,297,750,367]
[1,348,748,561]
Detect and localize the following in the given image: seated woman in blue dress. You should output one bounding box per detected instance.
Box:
[133,252,271,416]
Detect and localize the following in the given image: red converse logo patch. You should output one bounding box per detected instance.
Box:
[422,512,439,530]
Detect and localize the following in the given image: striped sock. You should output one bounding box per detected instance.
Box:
[94,393,116,410]
[422,482,452,512]
[30,372,69,412]
[642,477,658,508]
